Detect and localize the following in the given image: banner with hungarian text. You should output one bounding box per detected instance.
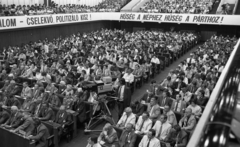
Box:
[0,12,240,30]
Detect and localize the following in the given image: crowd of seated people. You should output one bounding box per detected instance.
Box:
[140,0,215,14]
[0,29,198,145]
[0,0,128,16]
[95,35,237,147]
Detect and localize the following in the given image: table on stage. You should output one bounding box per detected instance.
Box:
[0,127,35,147]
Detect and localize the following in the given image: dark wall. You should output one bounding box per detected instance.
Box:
[0,21,112,49]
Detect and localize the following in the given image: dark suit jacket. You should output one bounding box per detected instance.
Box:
[0,110,10,124]
[16,117,35,136]
[158,96,173,107]
[5,112,23,128]
[39,107,55,121]
[30,123,50,147]
[55,110,71,125]
[119,130,137,147]
[117,85,132,108]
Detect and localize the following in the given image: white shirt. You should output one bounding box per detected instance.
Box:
[135,117,152,134]
[152,121,171,140]
[123,73,134,83]
[186,57,196,64]
[117,112,136,127]
[187,105,202,116]
[151,57,160,64]
[86,143,101,147]
[139,135,161,147]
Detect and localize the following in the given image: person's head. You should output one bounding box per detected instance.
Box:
[126,68,132,74]
[42,102,49,109]
[103,123,113,133]
[142,112,150,120]
[33,117,41,127]
[23,82,28,88]
[22,112,30,119]
[147,129,156,139]
[151,80,156,86]
[164,104,171,112]
[172,125,181,134]
[120,78,126,85]
[11,106,18,114]
[125,123,134,132]
[150,97,157,106]
[190,98,198,107]
[160,114,168,123]
[198,90,204,98]
[176,94,181,101]
[59,105,66,111]
[184,107,192,117]
[125,107,132,116]
[87,136,98,145]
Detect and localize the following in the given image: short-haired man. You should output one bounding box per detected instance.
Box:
[116,107,136,129]
[135,112,152,135]
[139,129,161,147]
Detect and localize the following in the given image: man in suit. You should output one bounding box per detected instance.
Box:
[152,114,172,142]
[158,90,173,107]
[147,97,161,123]
[135,112,152,135]
[38,103,55,121]
[179,108,197,134]
[139,129,161,147]
[2,106,23,129]
[0,104,10,124]
[187,81,198,94]
[4,80,20,97]
[164,105,177,126]
[32,83,42,100]
[11,112,35,136]
[116,107,136,129]
[21,96,36,114]
[119,123,137,147]
[98,123,119,147]
[4,95,22,109]
[117,78,132,119]
[28,118,50,147]
[131,101,146,117]
[21,82,32,98]
[171,94,186,113]
[55,105,72,135]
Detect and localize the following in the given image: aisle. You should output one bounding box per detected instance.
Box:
[60,45,199,147]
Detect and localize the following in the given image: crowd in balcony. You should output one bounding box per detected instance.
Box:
[140,0,215,14]
[0,0,129,16]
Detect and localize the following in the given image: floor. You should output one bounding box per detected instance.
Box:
[60,45,198,147]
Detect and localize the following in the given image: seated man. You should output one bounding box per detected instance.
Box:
[2,106,23,129]
[135,112,152,135]
[179,108,197,135]
[11,112,35,136]
[166,125,188,147]
[86,136,101,147]
[38,103,55,121]
[116,107,136,129]
[21,96,36,114]
[28,118,50,147]
[0,104,10,124]
[98,123,119,147]
[171,94,186,113]
[119,123,137,147]
[139,129,161,147]
[147,97,161,122]
[152,114,172,142]
[4,95,21,109]
[55,105,72,137]
[20,82,32,98]
[164,104,177,126]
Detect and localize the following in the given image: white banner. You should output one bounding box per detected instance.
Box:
[0,13,240,30]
